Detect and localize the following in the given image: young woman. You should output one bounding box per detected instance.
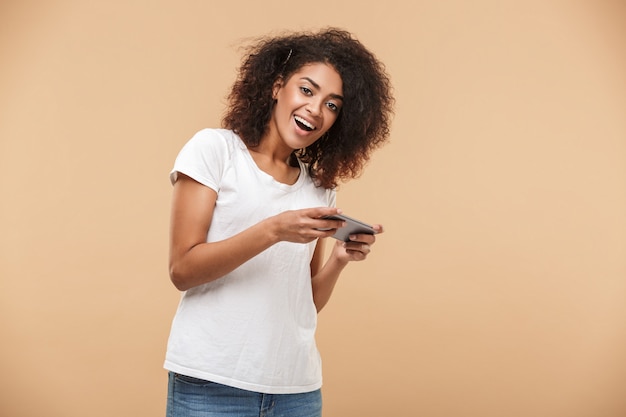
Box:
[165,28,394,417]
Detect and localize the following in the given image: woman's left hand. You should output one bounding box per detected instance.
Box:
[332,224,383,263]
[311,224,384,312]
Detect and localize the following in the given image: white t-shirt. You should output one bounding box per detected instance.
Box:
[164,128,335,394]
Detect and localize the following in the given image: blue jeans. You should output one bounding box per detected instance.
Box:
[166,372,322,417]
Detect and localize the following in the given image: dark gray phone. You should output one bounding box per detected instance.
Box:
[322,214,377,242]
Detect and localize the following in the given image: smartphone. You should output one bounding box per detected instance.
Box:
[322,213,377,242]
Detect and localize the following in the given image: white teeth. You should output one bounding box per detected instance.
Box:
[294,115,315,130]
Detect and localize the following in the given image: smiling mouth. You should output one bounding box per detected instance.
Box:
[294,115,316,132]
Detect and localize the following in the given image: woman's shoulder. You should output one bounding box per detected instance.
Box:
[171,129,243,186]
[182,128,246,157]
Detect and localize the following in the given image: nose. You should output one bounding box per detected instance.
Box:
[306,98,323,117]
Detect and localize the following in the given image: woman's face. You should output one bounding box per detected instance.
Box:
[270,62,343,150]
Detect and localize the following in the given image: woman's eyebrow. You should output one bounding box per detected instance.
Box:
[300,77,344,101]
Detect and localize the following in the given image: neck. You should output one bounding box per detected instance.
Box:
[253,124,294,164]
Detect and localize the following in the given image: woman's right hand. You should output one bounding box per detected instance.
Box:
[268,207,346,243]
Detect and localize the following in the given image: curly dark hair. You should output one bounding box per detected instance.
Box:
[222,28,394,189]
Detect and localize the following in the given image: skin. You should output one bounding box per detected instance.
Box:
[169,62,383,312]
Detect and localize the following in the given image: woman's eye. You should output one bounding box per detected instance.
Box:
[326,102,339,112]
[300,87,312,95]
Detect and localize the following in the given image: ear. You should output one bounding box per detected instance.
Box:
[272,78,284,100]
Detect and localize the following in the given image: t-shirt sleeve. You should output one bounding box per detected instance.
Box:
[169,129,228,192]
[327,188,337,208]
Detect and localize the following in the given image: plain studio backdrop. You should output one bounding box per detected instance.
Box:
[1,1,625,416]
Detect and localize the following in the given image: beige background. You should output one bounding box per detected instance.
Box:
[1,1,625,416]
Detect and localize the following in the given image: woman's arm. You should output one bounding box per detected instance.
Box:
[169,174,345,291]
[310,226,383,312]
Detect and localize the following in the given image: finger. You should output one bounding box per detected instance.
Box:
[306,206,343,219]
[344,242,371,255]
[344,248,369,261]
[315,228,340,239]
[348,233,377,245]
[315,218,345,232]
